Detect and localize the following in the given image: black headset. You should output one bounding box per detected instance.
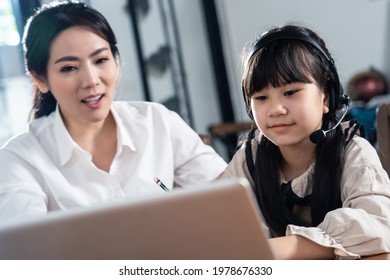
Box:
[242,30,349,121]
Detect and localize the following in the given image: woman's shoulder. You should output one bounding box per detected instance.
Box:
[112,101,185,130]
[112,101,170,116]
[0,115,53,157]
[0,132,39,167]
[1,132,29,152]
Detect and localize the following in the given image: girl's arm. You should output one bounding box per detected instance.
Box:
[269,235,335,260]
[284,137,390,259]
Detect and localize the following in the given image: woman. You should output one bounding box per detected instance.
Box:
[218,24,390,259]
[0,1,226,221]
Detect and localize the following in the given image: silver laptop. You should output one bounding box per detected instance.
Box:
[0,178,275,260]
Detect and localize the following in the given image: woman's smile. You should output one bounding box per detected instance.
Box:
[81,94,105,109]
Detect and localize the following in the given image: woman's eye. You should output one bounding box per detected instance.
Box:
[96,57,109,64]
[60,66,77,73]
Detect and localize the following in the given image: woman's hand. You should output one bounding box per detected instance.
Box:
[269,235,335,260]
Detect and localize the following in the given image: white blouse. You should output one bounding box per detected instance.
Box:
[0,101,227,222]
[217,132,390,259]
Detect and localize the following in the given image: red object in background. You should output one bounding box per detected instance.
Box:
[347,68,388,103]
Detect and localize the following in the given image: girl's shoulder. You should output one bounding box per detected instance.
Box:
[344,136,383,168]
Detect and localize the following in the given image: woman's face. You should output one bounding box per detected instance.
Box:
[36,26,118,128]
[251,81,329,148]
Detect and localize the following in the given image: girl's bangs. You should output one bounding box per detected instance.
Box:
[245,42,316,96]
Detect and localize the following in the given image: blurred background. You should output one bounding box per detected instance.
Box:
[1,0,390,160]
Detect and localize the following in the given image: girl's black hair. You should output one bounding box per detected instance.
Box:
[22,0,119,120]
[242,25,344,236]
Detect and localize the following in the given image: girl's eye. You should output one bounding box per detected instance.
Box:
[60,66,77,73]
[285,90,298,97]
[254,95,268,101]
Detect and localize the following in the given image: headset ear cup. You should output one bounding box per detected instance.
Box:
[332,82,348,113]
[327,75,344,113]
[247,108,254,120]
[242,83,254,120]
[338,83,349,105]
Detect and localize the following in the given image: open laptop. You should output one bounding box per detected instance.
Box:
[0,178,275,260]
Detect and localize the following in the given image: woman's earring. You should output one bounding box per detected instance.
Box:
[31,72,49,93]
[38,84,49,93]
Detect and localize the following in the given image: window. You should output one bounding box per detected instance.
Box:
[0,0,20,46]
[0,0,29,146]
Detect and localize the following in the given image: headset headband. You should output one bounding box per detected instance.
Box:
[247,31,334,66]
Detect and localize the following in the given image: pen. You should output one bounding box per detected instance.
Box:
[153,177,170,192]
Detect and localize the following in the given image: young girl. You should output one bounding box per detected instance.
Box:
[0,1,226,221]
[218,24,390,259]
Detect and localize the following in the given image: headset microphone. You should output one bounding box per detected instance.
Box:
[309,104,349,144]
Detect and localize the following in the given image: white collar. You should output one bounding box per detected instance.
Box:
[55,103,137,166]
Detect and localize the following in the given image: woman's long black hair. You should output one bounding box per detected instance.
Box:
[242,25,345,236]
[22,0,119,120]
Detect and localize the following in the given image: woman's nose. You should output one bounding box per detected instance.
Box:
[81,64,100,88]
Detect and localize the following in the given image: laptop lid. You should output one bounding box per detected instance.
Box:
[0,178,274,260]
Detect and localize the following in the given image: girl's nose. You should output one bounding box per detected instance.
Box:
[267,100,287,117]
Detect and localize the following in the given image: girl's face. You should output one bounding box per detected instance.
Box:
[251,81,329,148]
[34,26,118,128]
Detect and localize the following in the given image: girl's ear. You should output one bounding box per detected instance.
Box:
[30,71,49,93]
[323,93,330,114]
